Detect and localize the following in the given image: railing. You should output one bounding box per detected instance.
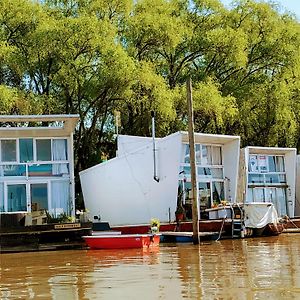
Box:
[0,162,70,178]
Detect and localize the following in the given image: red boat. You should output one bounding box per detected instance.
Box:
[83,234,160,249]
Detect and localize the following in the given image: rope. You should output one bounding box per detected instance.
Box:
[285,215,299,229]
[216,217,226,241]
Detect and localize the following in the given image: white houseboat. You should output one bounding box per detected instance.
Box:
[0,115,79,219]
[238,146,297,217]
[80,131,240,226]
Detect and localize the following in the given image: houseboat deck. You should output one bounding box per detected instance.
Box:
[0,222,92,253]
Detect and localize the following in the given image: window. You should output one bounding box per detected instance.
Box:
[7,184,27,212]
[1,140,16,162]
[20,139,33,162]
[36,139,51,161]
[202,145,212,165]
[212,146,222,165]
[212,181,225,204]
[31,183,48,211]
[0,183,4,212]
[183,144,190,163]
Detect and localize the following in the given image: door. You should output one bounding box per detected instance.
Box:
[31,183,48,211]
[7,184,27,212]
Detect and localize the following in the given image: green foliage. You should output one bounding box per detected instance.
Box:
[1,0,300,206]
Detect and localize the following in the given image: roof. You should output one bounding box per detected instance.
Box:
[244,146,297,155]
[0,114,80,137]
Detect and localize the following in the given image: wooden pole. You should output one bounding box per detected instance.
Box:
[186,77,199,245]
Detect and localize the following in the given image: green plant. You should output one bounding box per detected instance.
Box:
[46,211,73,223]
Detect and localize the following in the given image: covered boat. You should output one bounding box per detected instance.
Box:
[83,234,160,249]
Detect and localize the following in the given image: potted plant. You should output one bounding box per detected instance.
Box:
[150,218,160,233]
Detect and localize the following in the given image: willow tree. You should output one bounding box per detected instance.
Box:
[1,0,300,172]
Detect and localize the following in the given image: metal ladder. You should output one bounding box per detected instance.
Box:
[231,204,244,238]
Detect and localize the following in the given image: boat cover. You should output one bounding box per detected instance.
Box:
[244,203,279,228]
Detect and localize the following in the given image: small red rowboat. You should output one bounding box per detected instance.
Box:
[83,234,160,249]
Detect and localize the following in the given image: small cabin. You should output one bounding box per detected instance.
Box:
[80,131,240,226]
[238,146,297,217]
[0,115,79,224]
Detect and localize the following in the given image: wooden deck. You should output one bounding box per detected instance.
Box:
[0,222,92,253]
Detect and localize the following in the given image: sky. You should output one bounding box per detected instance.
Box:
[221,0,300,20]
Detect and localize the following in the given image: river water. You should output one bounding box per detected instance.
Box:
[1,234,300,299]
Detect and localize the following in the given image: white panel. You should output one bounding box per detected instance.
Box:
[80,133,182,226]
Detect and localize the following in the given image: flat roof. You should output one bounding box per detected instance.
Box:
[245,146,297,155]
[0,114,80,137]
[180,131,240,144]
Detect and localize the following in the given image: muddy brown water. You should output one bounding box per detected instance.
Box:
[1,234,300,299]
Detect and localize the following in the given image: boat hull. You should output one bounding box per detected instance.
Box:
[83,234,160,249]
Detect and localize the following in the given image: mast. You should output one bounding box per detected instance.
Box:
[186,77,200,245]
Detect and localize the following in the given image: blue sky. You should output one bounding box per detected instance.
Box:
[221,0,300,20]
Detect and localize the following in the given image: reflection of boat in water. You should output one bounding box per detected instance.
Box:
[83,233,160,249]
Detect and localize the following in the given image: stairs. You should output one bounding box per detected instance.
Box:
[231,204,244,238]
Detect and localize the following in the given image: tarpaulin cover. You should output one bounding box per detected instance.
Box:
[244,203,279,228]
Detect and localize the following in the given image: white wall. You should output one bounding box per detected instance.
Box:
[285,150,296,217]
[222,139,240,203]
[117,135,157,156]
[296,155,300,216]
[80,133,182,226]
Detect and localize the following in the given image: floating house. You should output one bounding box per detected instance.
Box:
[80,132,240,226]
[238,146,297,217]
[0,115,79,221]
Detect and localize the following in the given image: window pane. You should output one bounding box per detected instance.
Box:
[265,174,280,184]
[249,155,258,172]
[276,188,287,216]
[202,145,212,165]
[180,165,191,176]
[0,183,4,212]
[248,173,264,183]
[276,156,285,172]
[258,155,268,172]
[20,138,33,162]
[199,182,211,209]
[28,164,52,177]
[31,183,48,211]
[1,140,16,162]
[36,139,51,161]
[182,144,190,163]
[279,174,286,183]
[7,184,27,212]
[51,181,69,216]
[198,167,211,176]
[212,146,222,165]
[195,144,201,164]
[3,164,26,176]
[52,139,67,161]
[268,156,276,172]
[253,188,265,202]
[212,182,225,204]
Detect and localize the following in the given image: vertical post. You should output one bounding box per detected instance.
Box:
[187,77,200,245]
[151,111,159,182]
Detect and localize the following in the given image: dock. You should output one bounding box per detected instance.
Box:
[0,222,92,253]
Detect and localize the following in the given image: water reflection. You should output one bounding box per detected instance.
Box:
[1,234,300,299]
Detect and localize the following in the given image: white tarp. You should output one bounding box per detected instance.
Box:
[244,202,279,228]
